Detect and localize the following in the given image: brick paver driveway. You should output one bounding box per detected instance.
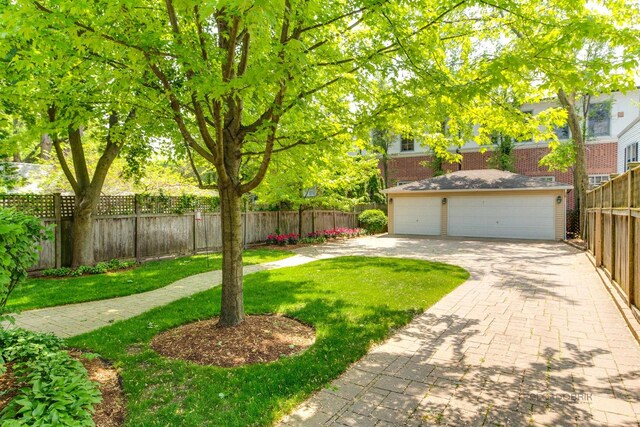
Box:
[281,236,640,426]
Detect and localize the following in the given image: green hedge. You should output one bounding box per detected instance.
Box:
[358,209,388,234]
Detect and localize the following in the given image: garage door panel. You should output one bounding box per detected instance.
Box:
[394,197,441,235]
[448,195,555,240]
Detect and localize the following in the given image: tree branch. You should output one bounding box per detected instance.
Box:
[32,1,178,58]
[147,60,217,164]
[52,139,78,193]
[67,127,91,191]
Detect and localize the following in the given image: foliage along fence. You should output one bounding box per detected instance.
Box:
[586,163,640,319]
[0,194,358,271]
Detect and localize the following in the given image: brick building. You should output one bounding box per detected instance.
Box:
[382,90,640,209]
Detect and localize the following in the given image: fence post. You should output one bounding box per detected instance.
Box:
[53,193,62,268]
[595,209,603,265]
[192,210,197,255]
[277,210,280,233]
[311,209,316,233]
[333,210,336,230]
[628,169,635,307]
[610,183,615,276]
[134,195,141,262]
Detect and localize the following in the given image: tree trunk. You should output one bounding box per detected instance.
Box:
[218,185,245,327]
[298,205,303,237]
[382,157,389,188]
[557,89,589,237]
[40,134,53,161]
[71,195,97,267]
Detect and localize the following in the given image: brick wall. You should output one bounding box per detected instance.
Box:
[384,143,618,213]
[385,143,618,187]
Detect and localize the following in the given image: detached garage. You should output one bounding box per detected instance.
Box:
[384,170,572,241]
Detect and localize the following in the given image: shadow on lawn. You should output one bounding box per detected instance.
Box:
[68,263,452,426]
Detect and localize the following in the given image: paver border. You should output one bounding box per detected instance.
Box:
[586,252,640,346]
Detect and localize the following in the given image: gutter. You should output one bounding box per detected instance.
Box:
[383,186,574,194]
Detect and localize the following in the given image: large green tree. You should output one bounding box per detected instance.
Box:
[3,0,629,326]
[0,13,149,266]
[487,3,639,236]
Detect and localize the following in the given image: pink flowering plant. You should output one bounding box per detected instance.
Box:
[266,232,300,245]
[308,228,365,239]
[268,228,364,246]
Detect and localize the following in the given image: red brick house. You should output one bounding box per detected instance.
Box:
[382,90,640,211]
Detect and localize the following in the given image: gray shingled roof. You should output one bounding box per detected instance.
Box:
[383,169,573,193]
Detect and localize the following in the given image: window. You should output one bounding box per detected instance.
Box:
[625,142,638,169]
[303,187,317,198]
[396,181,411,186]
[553,124,570,140]
[588,174,610,187]
[588,102,611,137]
[400,136,414,152]
[538,176,555,183]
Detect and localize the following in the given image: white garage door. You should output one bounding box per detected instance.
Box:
[448,195,555,240]
[393,197,441,235]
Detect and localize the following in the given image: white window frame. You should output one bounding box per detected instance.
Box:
[537,176,555,183]
[588,174,610,187]
[400,136,415,152]
[625,142,638,168]
[588,102,611,137]
[396,181,411,186]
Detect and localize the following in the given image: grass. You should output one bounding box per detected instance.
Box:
[9,249,293,312]
[68,256,469,427]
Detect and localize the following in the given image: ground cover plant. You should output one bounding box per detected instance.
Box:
[0,328,101,426]
[8,249,292,312]
[41,259,135,278]
[68,256,469,426]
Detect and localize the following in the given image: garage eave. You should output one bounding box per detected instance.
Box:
[383,186,572,195]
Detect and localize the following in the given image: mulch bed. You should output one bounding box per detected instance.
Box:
[0,364,19,413]
[74,352,126,427]
[151,315,316,367]
[0,354,125,427]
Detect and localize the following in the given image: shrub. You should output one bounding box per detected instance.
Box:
[0,328,101,425]
[358,209,388,234]
[299,236,326,244]
[0,209,52,322]
[41,259,135,278]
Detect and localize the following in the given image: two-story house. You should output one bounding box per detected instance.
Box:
[384,89,640,198]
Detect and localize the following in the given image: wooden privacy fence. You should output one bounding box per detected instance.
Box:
[586,163,640,319]
[0,194,359,270]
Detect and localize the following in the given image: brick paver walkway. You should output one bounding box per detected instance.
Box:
[280,236,640,426]
[7,254,314,337]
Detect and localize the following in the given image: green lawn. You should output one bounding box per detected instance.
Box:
[68,256,469,427]
[9,249,292,312]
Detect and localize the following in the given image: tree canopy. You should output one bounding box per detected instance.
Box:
[2,0,639,324]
